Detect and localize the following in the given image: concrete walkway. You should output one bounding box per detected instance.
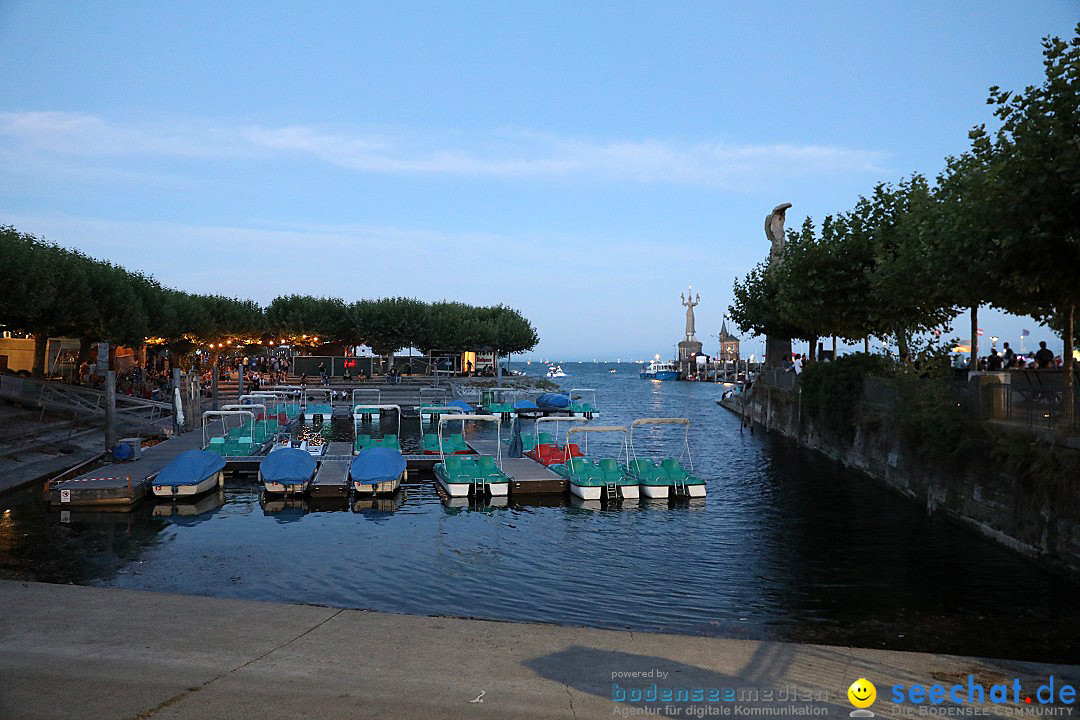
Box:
[0,581,1075,720]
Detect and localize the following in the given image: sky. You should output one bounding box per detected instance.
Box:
[1,1,1076,360]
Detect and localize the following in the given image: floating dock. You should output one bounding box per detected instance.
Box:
[309,443,352,497]
[469,439,567,495]
[50,431,205,507]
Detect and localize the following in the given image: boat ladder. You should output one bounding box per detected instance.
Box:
[605,480,618,500]
[673,477,686,498]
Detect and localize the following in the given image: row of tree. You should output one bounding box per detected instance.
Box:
[0,227,539,376]
[730,25,1079,381]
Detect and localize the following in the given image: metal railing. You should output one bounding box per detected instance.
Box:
[980,382,1080,434]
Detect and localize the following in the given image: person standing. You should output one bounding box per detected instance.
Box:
[318,361,327,386]
[1001,342,1016,369]
[1034,341,1055,369]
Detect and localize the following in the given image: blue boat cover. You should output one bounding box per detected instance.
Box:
[447,399,474,413]
[513,400,539,410]
[260,447,317,482]
[536,393,571,409]
[350,447,406,483]
[156,450,226,486]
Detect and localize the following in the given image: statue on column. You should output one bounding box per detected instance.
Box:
[764,203,793,368]
[766,203,792,265]
[681,287,700,341]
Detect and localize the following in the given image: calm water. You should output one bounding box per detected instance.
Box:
[1,363,1077,663]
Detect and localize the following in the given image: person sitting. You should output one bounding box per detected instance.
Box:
[986,349,1003,371]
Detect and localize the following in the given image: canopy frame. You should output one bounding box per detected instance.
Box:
[629,417,694,472]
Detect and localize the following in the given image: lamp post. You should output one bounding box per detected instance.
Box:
[990,335,999,350]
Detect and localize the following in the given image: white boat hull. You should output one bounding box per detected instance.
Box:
[641,484,670,499]
[152,471,223,498]
[151,470,222,498]
[677,485,707,498]
[568,483,640,500]
[568,484,601,500]
[352,474,403,496]
[259,470,311,495]
[436,475,508,497]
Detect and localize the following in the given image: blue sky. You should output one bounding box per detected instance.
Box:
[1,1,1075,360]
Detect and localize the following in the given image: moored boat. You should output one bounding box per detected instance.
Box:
[433,414,510,497]
[549,425,639,500]
[151,449,226,498]
[349,446,407,495]
[640,360,680,381]
[628,418,706,498]
[259,447,317,495]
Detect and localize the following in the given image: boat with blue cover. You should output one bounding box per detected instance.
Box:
[640,360,680,381]
[349,447,407,495]
[151,449,226,498]
[259,447,317,495]
[549,425,639,500]
[352,404,402,453]
[433,414,509,497]
[628,418,706,498]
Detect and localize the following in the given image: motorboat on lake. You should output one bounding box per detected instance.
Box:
[259,447,317,495]
[628,418,706,498]
[546,364,567,378]
[433,414,509,498]
[151,449,226,498]
[349,446,407,495]
[640,360,680,381]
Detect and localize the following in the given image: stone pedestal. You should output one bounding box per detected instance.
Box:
[678,340,703,379]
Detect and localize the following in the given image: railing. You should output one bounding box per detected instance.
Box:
[980,382,1080,435]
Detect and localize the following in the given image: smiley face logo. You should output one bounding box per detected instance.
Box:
[848,678,877,709]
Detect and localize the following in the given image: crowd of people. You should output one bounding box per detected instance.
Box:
[976,341,1064,372]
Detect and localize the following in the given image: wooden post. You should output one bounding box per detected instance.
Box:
[970,306,979,371]
[212,366,219,410]
[105,370,117,451]
[238,365,244,403]
[172,367,182,434]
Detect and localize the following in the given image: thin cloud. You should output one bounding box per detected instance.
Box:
[0,111,886,185]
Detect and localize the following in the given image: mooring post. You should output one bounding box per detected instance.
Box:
[212,366,219,410]
[172,367,182,434]
[105,370,117,452]
[238,365,244,403]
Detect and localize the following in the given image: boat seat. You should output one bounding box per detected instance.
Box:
[209,436,225,445]
[477,456,500,475]
[538,432,554,444]
[661,457,689,481]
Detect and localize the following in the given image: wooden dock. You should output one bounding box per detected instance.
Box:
[50,431,206,507]
[310,443,352,497]
[469,440,567,495]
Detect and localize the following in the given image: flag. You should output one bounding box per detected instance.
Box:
[977,328,984,336]
[1021,329,1030,337]
[931,328,942,338]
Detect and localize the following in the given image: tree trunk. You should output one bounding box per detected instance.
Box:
[832,335,837,360]
[32,334,48,378]
[1064,303,1075,431]
[864,337,870,354]
[970,306,979,371]
[807,337,817,363]
[896,329,910,364]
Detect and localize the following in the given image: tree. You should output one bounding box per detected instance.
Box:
[971,24,1080,423]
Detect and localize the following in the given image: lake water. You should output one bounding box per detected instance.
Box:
[1,362,1077,663]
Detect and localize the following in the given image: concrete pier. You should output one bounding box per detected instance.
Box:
[0,580,1075,720]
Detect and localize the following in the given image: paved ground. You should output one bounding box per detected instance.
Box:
[0,581,1075,720]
